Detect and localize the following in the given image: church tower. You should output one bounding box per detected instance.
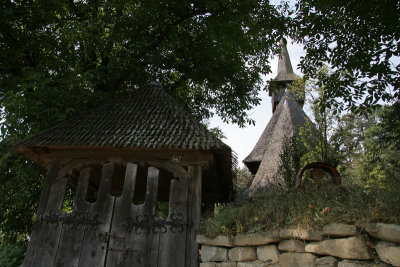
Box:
[269,39,304,113]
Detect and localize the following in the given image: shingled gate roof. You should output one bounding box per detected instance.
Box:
[17,81,235,202]
[16,82,228,151]
[243,91,313,197]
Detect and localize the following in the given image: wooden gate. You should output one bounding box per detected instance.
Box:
[22,161,201,267]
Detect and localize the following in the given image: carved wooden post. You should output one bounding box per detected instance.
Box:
[186,165,202,267]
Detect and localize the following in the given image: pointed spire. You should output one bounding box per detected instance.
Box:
[269,38,302,113]
[274,38,297,82]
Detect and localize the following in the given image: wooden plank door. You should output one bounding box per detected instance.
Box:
[130,167,160,266]
[158,179,189,267]
[106,163,138,266]
[54,167,91,267]
[78,162,116,267]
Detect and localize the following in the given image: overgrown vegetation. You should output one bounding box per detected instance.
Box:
[200,183,400,236]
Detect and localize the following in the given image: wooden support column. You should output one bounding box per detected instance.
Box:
[186,165,202,267]
[22,164,61,267]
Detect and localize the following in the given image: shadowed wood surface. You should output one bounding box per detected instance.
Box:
[22,161,201,267]
[54,167,91,267]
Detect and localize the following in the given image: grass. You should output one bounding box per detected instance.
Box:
[199,184,400,236]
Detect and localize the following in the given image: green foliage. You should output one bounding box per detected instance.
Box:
[0,242,26,267]
[156,202,169,218]
[278,136,305,188]
[0,141,44,241]
[233,167,253,195]
[328,102,400,190]
[289,0,400,112]
[207,126,226,140]
[358,103,400,190]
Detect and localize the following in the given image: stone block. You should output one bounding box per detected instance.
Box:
[234,232,281,246]
[197,235,235,247]
[338,260,387,267]
[200,262,217,267]
[365,223,400,243]
[257,244,279,264]
[278,239,305,252]
[201,245,228,262]
[279,252,317,267]
[279,228,323,241]
[323,223,357,237]
[228,247,257,262]
[216,262,237,267]
[375,241,400,266]
[316,256,338,267]
[237,260,270,267]
[305,237,371,260]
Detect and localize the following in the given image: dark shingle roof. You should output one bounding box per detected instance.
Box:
[17,82,228,150]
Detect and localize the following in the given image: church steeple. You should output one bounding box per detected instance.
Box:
[275,39,296,82]
[269,39,303,113]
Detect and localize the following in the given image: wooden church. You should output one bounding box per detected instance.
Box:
[16,81,234,267]
[243,39,312,197]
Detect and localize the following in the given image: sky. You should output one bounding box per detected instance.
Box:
[209,40,306,167]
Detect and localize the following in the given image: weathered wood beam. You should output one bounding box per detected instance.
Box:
[24,147,214,170]
[147,160,191,182]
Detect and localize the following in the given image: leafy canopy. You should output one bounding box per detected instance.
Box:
[289,0,400,112]
[1,0,286,137]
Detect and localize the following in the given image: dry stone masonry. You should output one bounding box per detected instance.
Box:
[197,223,400,267]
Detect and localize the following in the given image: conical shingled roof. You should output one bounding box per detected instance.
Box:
[16,82,229,151]
[243,91,312,196]
[273,39,298,83]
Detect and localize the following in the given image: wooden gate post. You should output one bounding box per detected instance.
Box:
[187,165,202,267]
[22,164,61,267]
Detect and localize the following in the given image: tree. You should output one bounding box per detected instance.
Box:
[287,70,338,165]
[1,0,287,133]
[329,112,377,184]
[289,0,400,113]
[356,103,400,189]
[0,0,287,242]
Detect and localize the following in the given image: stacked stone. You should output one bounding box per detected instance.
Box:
[197,223,400,267]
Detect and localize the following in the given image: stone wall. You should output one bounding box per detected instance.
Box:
[197,223,400,267]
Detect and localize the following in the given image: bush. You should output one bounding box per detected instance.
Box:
[0,242,26,267]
